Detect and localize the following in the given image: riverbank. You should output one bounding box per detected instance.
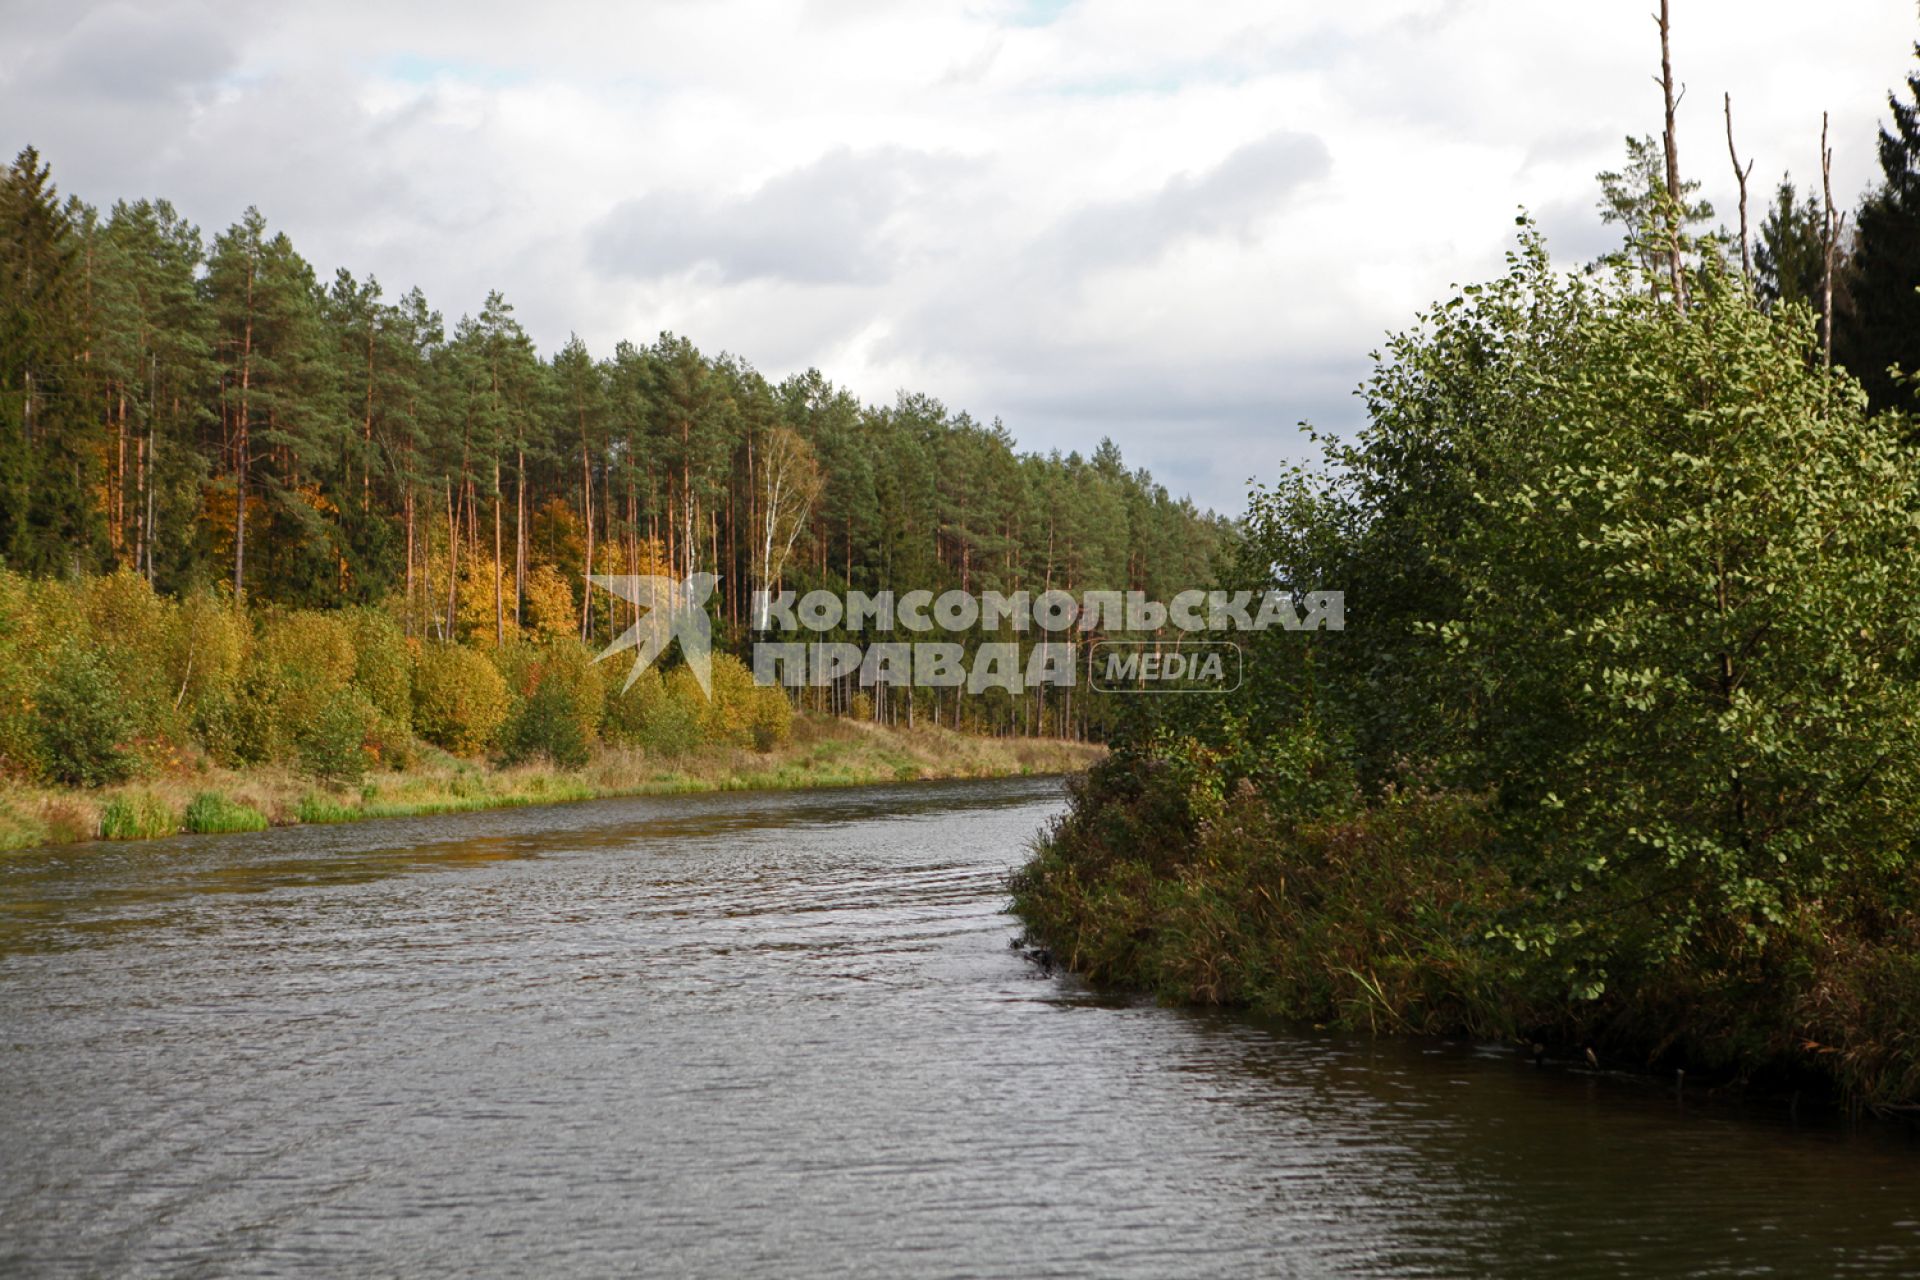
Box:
[1011,755,1920,1114]
[0,716,1103,851]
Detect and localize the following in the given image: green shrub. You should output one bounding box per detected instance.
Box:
[36,648,139,788]
[493,637,604,744]
[190,688,243,766]
[229,666,290,764]
[749,683,793,752]
[365,708,417,772]
[183,792,268,834]
[342,606,412,725]
[499,679,591,768]
[412,643,510,754]
[99,790,179,840]
[297,690,376,785]
[225,610,360,765]
[602,666,662,746]
[648,671,710,759]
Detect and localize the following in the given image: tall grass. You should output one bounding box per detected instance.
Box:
[99,791,178,840]
[183,792,268,834]
[294,791,358,824]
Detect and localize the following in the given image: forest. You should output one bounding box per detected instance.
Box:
[0,144,1230,770]
[1013,40,1920,1110]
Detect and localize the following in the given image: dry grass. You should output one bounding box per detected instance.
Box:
[0,715,1103,852]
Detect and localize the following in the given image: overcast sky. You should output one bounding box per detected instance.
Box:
[3,0,1914,514]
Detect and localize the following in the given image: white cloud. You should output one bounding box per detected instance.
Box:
[1,0,1912,513]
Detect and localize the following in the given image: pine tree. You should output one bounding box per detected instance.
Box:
[1755,179,1830,313]
[1595,134,1715,298]
[102,199,215,588]
[206,208,342,601]
[0,148,107,574]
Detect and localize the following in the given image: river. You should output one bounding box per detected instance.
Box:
[2,776,1917,1276]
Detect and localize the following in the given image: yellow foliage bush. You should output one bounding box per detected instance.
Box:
[170,591,247,710]
[77,569,177,739]
[523,564,577,640]
[341,606,412,724]
[454,555,518,648]
[412,642,510,754]
[699,652,757,747]
[0,571,53,775]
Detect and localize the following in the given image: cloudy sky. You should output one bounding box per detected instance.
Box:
[3,0,1914,513]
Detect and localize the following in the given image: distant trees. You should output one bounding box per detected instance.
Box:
[1755,179,1828,310]
[1840,43,1920,413]
[0,147,1229,739]
[1595,135,1713,298]
[754,425,823,622]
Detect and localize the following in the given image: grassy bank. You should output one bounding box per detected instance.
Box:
[0,716,1103,852]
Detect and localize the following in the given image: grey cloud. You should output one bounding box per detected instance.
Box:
[0,0,238,199]
[1531,192,1630,269]
[1044,130,1331,269]
[589,147,960,285]
[10,1,237,103]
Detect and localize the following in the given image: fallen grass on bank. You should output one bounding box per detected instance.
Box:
[0,716,1103,851]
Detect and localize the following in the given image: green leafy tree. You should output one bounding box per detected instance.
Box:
[36,647,138,787]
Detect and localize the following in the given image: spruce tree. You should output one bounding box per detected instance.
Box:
[1840,43,1920,412]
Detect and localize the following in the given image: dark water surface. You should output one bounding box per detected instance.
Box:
[2,776,1917,1277]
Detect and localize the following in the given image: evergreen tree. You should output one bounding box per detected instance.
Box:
[1594,134,1716,297]
[1754,179,1829,313]
[0,148,105,574]
[1839,43,1920,413]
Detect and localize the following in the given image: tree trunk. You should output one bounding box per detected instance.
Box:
[1724,93,1753,282]
[404,481,416,638]
[515,448,525,630]
[580,424,594,641]
[1656,0,1687,311]
[234,254,255,597]
[446,477,461,640]
[494,461,504,649]
[1821,111,1841,370]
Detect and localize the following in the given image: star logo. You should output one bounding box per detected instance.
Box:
[589,573,719,697]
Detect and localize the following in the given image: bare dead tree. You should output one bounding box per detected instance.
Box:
[1821,111,1844,369]
[1724,92,1754,282]
[1655,0,1688,309]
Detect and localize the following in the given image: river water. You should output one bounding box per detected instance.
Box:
[1,776,1916,1277]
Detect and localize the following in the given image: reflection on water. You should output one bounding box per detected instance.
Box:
[2,776,1916,1277]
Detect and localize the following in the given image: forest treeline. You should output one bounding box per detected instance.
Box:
[1014,42,1920,1109]
[0,145,1229,741]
